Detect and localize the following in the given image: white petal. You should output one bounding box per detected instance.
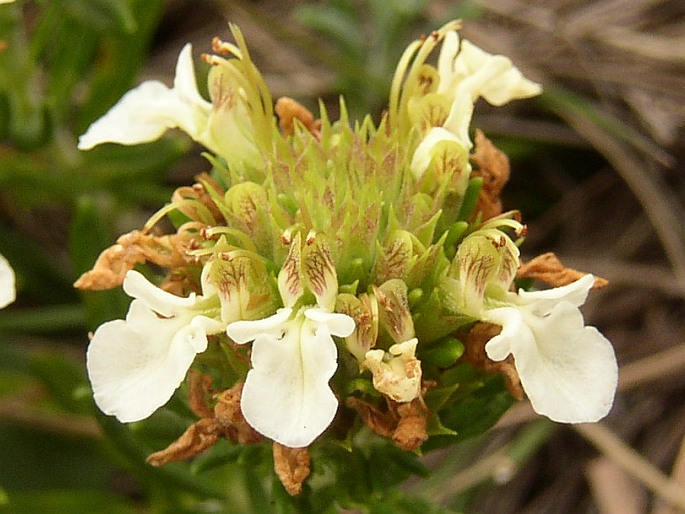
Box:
[0,253,15,309]
[455,40,542,105]
[304,308,355,338]
[484,307,530,362]
[174,44,211,110]
[436,31,460,90]
[240,316,339,447]
[123,270,197,317]
[87,310,208,422]
[78,81,185,149]
[226,308,293,344]
[487,301,617,423]
[364,339,422,402]
[517,274,594,314]
[78,44,211,150]
[410,126,468,179]
[441,94,475,149]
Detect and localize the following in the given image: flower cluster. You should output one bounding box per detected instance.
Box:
[76,22,617,494]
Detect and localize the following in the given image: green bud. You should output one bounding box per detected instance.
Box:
[418,337,464,368]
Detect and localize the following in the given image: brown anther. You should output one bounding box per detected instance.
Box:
[202,53,221,66]
[280,233,292,246]
[273,443,311,496]
[431,31,440,40]
[275,97,318,138]
[211,36,234,55]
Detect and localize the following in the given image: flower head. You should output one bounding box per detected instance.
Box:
[87,266,224,422]
[484,274,617,423]
[0,253,15,309]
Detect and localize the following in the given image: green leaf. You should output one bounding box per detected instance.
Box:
[29,352,90,414]
[69,196,129,328]
[426,374,515,451]
[76,0,165,130]
[56,0,137,34]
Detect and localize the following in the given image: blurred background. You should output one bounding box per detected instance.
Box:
[1,0,684,512]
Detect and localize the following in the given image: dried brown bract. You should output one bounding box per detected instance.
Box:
[470,130,511,221]
[518,252,608,289]
[273,443,311,496]
[392,399,429,451]
[74,229,200,290]
[187,369,215,419]
[213,383,264,445]
[146,380,262,467]
[346,394,429,451]
[463,322,524,401]
[147,418,222,466]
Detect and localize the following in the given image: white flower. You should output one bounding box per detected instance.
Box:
[78,44,214,152]
[484,274,617,423]
[226,232,355,447]
[411,32,541,180]
[0,253,16,309]
[227,306,354,448]
[363,338,422,403]
[87,268,224,423]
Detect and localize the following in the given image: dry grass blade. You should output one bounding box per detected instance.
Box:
[651,436,685,514]
[587,457,645,514]
[575,423,685,511]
